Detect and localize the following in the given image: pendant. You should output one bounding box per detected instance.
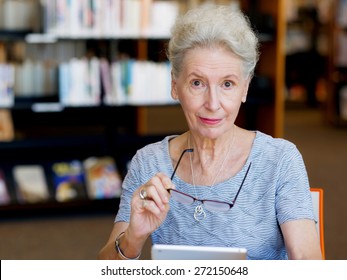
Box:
[194,204,206,222]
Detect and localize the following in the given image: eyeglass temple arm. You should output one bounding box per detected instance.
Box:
[170,148,194,180]
[233,162,252,203]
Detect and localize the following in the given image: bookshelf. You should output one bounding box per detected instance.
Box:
[240,0,286,138]
[285,0,331,108]
[0,0,286,215]
[326,0,347,125]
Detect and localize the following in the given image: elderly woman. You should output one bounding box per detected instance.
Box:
[98,5,322,260]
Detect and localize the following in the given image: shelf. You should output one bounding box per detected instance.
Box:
[6,97,180,113]
[24,31,275,43]
[0,30,32,40]
[326,0,347,125]
[9,96,59,110]
[0,135,107,151]
[25,33,171,43]
[0,198,119,219]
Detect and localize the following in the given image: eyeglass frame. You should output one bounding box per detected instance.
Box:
[168,148,252,211]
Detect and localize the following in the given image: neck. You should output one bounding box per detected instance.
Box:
[188,125,236,186]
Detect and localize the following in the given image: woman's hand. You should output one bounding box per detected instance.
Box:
[127,173,173,241]
[98,173,174,260]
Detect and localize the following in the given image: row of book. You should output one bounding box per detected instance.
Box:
[60,57,174,106]
[0,61,57,107]
[43,0,179,38]
[0,57,175,107]
[0,156,122,206]
[337,0,347,28]
[0,0,41,31]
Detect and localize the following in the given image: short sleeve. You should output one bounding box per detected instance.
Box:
[275,144,315,225]
[115,153,142,223]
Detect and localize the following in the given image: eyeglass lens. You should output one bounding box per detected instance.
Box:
[203,200,231,212]
[169,189,232,212]
[170,189,195,205]
[169,148,251,212]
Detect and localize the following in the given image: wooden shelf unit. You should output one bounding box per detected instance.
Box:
[0,0,286,214]
[326,0,347,126]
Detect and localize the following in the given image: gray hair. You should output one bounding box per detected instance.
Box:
[168,4,259,79]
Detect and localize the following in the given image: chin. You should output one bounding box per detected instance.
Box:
[195,129,225,140]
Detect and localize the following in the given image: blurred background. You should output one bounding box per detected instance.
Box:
[0,0,346,260]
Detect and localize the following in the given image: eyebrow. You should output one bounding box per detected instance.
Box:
[187,72,240,82]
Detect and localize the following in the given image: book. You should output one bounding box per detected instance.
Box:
[59,57,101,106]
[41,0,179,38]
[2,0,37,31]
[0,65,15,108]
[100,58,113,104]
[12,165,50,204]
[58,62,71,105]
[51,160,86,202]
[150,1,179,37]
[0,169,11,205]
[0,42,6,63]
[0,109,14,141]
[83,156,122,200]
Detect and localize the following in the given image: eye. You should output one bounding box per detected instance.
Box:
[192,80,202,87]
[223,81,233,89]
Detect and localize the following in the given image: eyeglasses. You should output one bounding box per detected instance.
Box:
[168,148,251,212]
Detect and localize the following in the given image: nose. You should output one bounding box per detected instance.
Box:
[205,85,221,111]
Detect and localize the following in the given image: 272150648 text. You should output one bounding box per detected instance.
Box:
[194,266,248,276]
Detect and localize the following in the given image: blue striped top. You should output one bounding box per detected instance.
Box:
[115,131,315,260]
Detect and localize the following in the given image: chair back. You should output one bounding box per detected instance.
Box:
[310,188,325,259]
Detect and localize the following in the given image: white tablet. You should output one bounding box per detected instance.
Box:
[151,244,247,260]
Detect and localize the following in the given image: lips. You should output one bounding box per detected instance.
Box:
[199,117,222,125]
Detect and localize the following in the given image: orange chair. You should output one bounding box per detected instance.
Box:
[310,188,325,259]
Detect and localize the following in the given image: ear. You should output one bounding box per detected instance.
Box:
[171,72,179,100]
[241,78,250,103]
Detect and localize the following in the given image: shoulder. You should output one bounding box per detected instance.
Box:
[252,131,302,164]
[255,131,298,153]
[134,136,173,159]
[129,136,175,173]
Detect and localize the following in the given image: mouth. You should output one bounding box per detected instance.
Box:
[199,117,222,125]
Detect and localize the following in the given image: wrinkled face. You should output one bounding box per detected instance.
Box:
[171,46,250,139]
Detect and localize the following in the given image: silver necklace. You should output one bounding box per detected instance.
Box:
[188,125,236,221]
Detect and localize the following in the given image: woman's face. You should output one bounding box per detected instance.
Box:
[171,46,250,140]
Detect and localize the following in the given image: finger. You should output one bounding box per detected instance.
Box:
[143,184,167,211]
[157,172,175,190]
[141,199,149,210]
[153,173,174,202]
[139,173,173,210]
[142,199,170,219]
